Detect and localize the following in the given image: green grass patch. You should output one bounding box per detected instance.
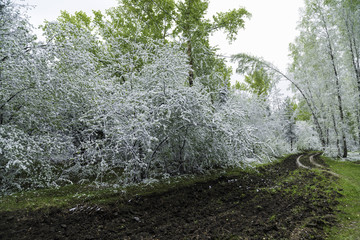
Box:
[0,153,290,212]
[0,155,288,212]
[0,167,241,212]
[324,156,360,240]
[1,153,288,212]
[0,154,311,214]
[0,184,121,212]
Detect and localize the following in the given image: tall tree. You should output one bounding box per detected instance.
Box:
[315,0,348,157]
[175,0,251,86]
[331,0,360,148]
[231,53,328,149]
[95,0,176,41]
[289,0,351,157]
[283,98,297,151]
[57,0,251,101]
[0,0,38,125]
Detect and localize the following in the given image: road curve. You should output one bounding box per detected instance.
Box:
[296,153,339,177]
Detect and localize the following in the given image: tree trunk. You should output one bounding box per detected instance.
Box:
[344,11,360,149]
[332,113,341,157]
[187,39,194,86]
[320,8,348,158]
[358,110,360,147]
[328,43,348,158]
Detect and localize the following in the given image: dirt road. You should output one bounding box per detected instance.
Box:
[0,153,339,239]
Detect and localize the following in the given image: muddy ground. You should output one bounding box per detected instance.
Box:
[0,153,340,239]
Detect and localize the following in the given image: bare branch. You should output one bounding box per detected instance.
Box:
[0,85,33,110]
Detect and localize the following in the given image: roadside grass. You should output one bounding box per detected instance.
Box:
[0,184,122,212]
[0,156,284,212]
[0,168,243,212]
[323,156,360,240]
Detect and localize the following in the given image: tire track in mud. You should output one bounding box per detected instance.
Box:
[297,153,339,177]
[296,154,311,169]
[309,153,324,168]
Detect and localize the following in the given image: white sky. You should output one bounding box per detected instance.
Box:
[16,0,305,95]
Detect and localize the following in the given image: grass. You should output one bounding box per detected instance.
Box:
[0,154,286,212]
[0,184,121,211]
[0,166,246,212]
[324,156,360,240]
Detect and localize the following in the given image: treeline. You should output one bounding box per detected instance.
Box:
[1,0,351,195]
[288,0,360,157]
[233,0,360,158]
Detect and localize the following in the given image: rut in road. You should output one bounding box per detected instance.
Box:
[296,152,339,177]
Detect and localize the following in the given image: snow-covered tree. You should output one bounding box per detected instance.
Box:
[288,0,360,157]
[282,98,297,151]
[1,0,291,195]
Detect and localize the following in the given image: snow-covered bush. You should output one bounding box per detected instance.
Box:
[0,125,75,194]
[77,38,260,183]
[295,121,321,151]
[0,1,107,193]
[0,1,294,194]
[228,92,291,159]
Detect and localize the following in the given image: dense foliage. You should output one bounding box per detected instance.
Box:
[4,0,352,195]
[287,0,360,157]
[233,0,360,158]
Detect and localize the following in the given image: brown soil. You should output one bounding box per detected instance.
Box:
[0,154,339,240]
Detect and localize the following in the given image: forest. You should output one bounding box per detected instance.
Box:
[0,0,360,239]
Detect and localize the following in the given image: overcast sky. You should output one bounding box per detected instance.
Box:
[16,0,305,94]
